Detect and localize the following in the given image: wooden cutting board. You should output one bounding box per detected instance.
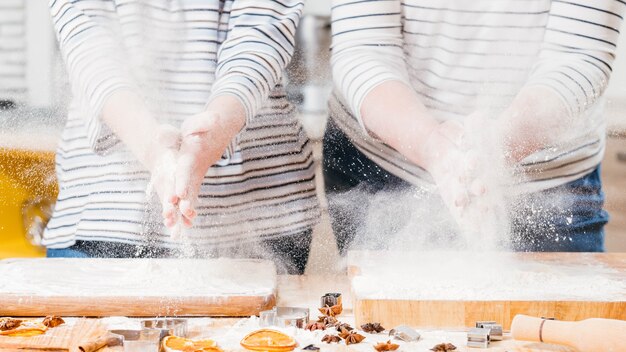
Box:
[0,319,105,351]
[348,251,626,329]
[0,258,277,317]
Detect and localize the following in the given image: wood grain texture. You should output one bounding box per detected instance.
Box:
[0,319,105,351]
[0,258,277,317]
[0,294,276,317]
[354,299,626,330]
[349,252,626,329]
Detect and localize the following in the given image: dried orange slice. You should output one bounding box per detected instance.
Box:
[162,335,221,352]
[240,329,297,352]
[0,320,47,337]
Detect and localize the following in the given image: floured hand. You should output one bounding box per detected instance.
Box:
[172,111,236,228]
[145,124,182,228]
[147,114,237,231]
[454,112,510,242]
[145,96,245,231]
[422,120,487,224]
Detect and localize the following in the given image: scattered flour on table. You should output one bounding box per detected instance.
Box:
[98,316,476,352]
[184,317,479,352]
[350,252,626,301]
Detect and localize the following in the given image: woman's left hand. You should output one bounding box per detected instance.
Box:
[172,95,246,228]
[171,111,229,227]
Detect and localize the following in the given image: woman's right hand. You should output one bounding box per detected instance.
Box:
[144,124,182,228]
[420,120,486,225]
[358,81,486,227]
[101,91,184,228]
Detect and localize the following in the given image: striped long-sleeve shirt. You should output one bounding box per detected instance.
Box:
[43,0,319,249]
[330,0,624,193]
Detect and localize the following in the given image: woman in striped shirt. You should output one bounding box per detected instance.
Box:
[44,0,319,274]
[327,0,623,252]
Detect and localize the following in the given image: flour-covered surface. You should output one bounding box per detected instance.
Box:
[1,274,578,351]
[0,258,276,297]
[0,316,573,352]
[97,316,573,352]
[349,251,626,301]
[191,317,475,352]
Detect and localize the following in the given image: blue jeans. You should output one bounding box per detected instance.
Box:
[323,121,608,253]
[46,247,90,258]
[507,167,608,252]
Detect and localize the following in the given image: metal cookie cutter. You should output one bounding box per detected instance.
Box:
[467,327,490,348]
[109,329,162,352]
[321,293,342,308]
[259,306,310,328]
[141,318,188,338]
[389,325,421,342]
[475,321,503,341]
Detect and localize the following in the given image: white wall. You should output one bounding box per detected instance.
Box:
[0,0,26,104]
[0,0,61,108]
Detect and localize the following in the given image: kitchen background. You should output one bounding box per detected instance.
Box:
[0,1,624,267]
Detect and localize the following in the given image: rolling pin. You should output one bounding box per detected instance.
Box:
[77,332,122,352]
[511,314,626,352]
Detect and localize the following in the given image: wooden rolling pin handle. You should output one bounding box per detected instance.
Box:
[511,314,626,352]
[78,333,122,352]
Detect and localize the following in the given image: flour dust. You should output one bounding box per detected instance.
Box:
[326,114,585,255]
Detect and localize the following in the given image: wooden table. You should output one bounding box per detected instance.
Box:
[347,252,626,331]
[80,275,577,352]
[0,258,277,317]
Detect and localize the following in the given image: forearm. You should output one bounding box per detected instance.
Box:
[199,95,246,146]
[500,85,570,162]
[101,90,161,170]
[360,81,440,168]
[502,0,624,165]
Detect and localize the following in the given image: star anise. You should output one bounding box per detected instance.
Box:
[321,334,341,344]
[430,342,457,351]
[338,327,351,339]
[0,318,22,331]
[305,321,326,331]
[374,340,400,352]
[318,303,342,317]
[361,322,385,333]
[334,322,353,331]
[317,315,338,326]
[344,331,366,345]
[42,316,65,328]
[339,327,365,345]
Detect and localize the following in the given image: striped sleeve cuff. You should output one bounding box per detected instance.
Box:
[207,76,262,163]
[56,24,136,153]
[82,75,134,154]
[209,73,265,124]
[210,0,302,124]
[332,48,411,133]
[331,0,408,135]
[526,0,623,116]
